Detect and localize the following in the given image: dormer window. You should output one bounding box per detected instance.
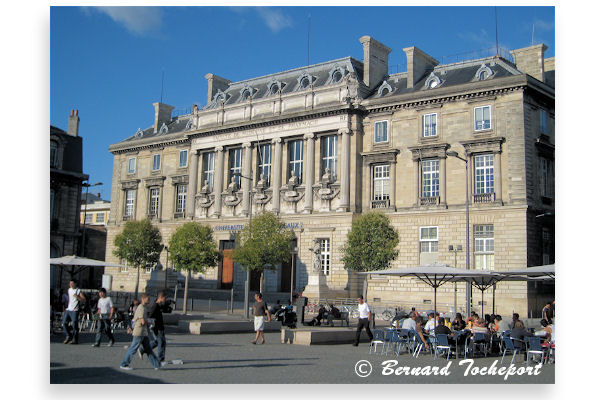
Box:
[424,72,442,89]
[300,76,310,89]
[241,89,252,101]
[296,73,314,91]
[267,80,283,96]
[159,123,168,135]
[332,70,343,83]
[328,66,346,84]
[213,90,226,104]
[135,128,143,138]
[475,63,493,81]
[377,80,393,97]
[270,84,280,95]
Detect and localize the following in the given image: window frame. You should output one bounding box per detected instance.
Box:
[422,113,438,138]
[374,120,389,144]
[474,224,494,270]
[95,212,105,223]
[421,159,440,198]
[175,184,187,214]
[540,109,548,135]
[148,187,160,217]
[321,134,338,181]
[474,154,494,194]
[229,148,243,187]
[124,189,135,218]
[540,158,552,198]
[127,157,136,174]
[84,213,93,224]
[288,139,304,184]
[179,150,188,168]
[419,226,439,253]
[152,154,161,171]
[474,105,492,131]
[372,164,390,201]
[320,238,331,276]
[202,152,215,192]
[258,143,272,187]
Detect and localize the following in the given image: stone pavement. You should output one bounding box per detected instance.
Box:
[50,327,554,384]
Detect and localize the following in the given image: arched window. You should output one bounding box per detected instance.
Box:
[241,89,252,101]
[270,83,280,95]
[332,70,343,83]
[300,76,310,89]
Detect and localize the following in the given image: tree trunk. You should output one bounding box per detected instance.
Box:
[259,270,265,294]
[183,269,190,314]
[134,265,141,298]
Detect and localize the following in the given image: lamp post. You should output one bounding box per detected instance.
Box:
[447,150,471,315]
[163,245,169,291]
[232,172,253,319]
[81,181,103,257]
[448,244,463,314]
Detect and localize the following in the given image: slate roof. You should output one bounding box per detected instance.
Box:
[119,115,193,144]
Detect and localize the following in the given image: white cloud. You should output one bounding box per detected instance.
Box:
[254,7,293,33]
[84,6,164,36]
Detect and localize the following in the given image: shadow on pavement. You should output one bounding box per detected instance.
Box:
[168,342,241,348]
[183,357,318,364]
[50,367,165,384]
[164,362,314,371]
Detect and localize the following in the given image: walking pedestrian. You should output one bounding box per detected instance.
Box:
[61,280,86,344]
[140,291,167,363]
[251,292,271,345]
[92,288,115,347]
[120,293,163,370]
[353,295,373,346]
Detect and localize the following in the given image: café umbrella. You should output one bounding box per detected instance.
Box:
[50,255,127,277]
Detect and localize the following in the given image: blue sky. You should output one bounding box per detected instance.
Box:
[50,5,555,200]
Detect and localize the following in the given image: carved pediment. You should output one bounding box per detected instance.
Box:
[460,137,505,155]
[121,179,140,190]
[145,176,166,187]
[408,143,450,161]
[171,175,189,185]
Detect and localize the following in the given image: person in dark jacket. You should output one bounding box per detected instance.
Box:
[141,291,167,364]
[510,320,534,351]
[452,313,467,331]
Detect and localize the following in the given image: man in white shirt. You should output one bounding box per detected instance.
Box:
[401,312,417,331]
[61,280,86,344]
[424,312,436,334]
[353,295,373,346]
[93,288,115,347]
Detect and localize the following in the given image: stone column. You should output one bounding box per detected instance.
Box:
[186,150,199,219]
[414,159,420,207]
[271,138,282,214]
[213,146,224,217]
[440,156,447,206]
[337,128,351,212]
[241,142,252,216]
[494,151,502,204]
[389,160,397,211]
[303,133,315,213]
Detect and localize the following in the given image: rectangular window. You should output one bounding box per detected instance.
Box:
[229,148,243,187]
[474,106,492,131]
[84,214,93,224]
[289,139,303,184]
[120,260,128,273]
[320,239,331,276]
[420,226,438,253]
[179,150,188,168]
[474,225,494,270]
[540,158,551,198]
[124,190,135,218]
[96,213,104,223]
[474,154,494,194]
[372,164,390,201]
[258,144,272,187]
[176,184,187,214]
[202,152,215,192]
[152,154,161,171]
[542,227,551,265]
[421,159,439,198]
[149,188,160,217]
[374,120,388,143]
[540,109,548,134]
[423,113,437,137]
[321,135,338,181]
[128,157,136,174]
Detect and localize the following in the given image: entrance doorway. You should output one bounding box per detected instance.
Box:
[250,269,261,292]
[280,239,297,293]
[219,240,235,289]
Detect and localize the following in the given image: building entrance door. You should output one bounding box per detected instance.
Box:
[250,269,261,292]
[280,239,297,293]
[219,240,235,289]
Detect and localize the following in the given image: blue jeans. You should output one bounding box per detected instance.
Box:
[94,314,115,345]
[149,329,166,362]
[121,336,160,368]
[62,310,79,342]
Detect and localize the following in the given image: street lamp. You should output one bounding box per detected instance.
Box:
[163,245,169,291]
[448,244,463,314]
[447,150,472,315]
[81,181,103,257]
[232,171,253,319]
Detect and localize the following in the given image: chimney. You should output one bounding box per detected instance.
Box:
[403,47,439,89]
[67,109,79,136]
[153,102,175,133]
[205,73,231,104]
[510,43,547,82]
[359,36,392,90]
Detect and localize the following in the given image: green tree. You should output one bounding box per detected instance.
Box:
[233,211,295,293]
[169,222,220,314]
[113,219,163,298]
[342,212,399,273]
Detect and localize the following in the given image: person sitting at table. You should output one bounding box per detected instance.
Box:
[452,313,467,331]
[510,313,520,330]
[415,318,430,351]
[466,311,477,326]
[424,312,436,335]
[401,311,417,331]
[434,317,453,337]
[495,315,511,333]
[535,319,553,343]
[470,317,489,334]
[510,320,533,351]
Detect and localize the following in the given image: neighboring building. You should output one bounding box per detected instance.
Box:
[78,193,110,288]
[105,36,554,317]
[80,193,111,227]
[50,110,89,288]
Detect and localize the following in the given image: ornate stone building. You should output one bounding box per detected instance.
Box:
[105,36,554,316]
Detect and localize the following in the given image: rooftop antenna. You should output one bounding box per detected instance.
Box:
[160,69,165,103]
[307,13,311,66]
[495,6,499,56]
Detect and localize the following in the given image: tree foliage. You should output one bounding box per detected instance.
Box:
[342,212,399,272]
[233,211,294,273]
[113,219,163,271]
[169,222,220,274]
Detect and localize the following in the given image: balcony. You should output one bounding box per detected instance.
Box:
[371,199,390,209]
[419,196,440,206]
[473,192,495,204]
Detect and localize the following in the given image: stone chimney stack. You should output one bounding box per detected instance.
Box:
[205,73,231,104]
[403,47,439,89]
[153,102,175,133]
[510,43,548,82]
[67,109,79,136]
[359,36,392,90]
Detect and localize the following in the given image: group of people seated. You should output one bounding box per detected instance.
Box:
[306,304,342,326]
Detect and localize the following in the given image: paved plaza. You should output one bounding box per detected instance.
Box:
[50,325,554,384]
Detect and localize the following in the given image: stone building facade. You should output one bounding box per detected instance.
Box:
[105,36,554,317]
